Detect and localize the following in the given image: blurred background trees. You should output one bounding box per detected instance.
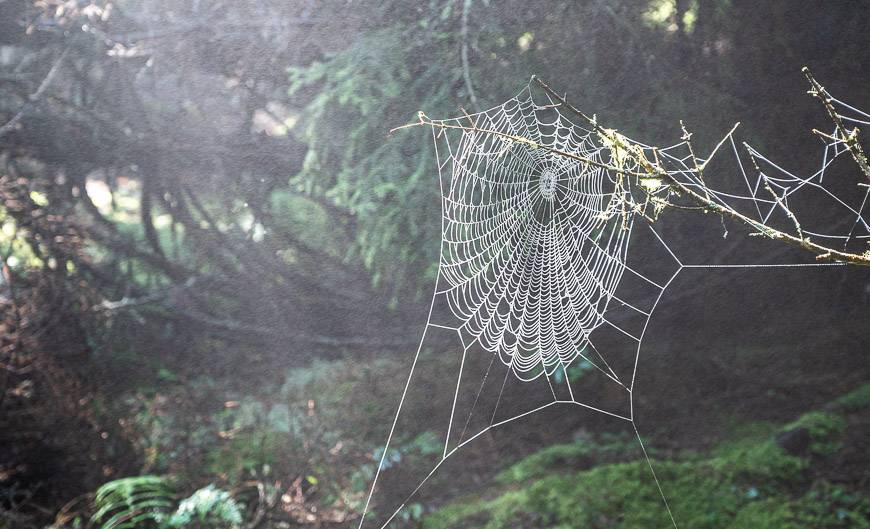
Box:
[1,1,869,528]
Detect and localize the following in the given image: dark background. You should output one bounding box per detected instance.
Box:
[1,1,869,528]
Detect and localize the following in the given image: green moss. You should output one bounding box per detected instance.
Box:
[785,411,847,456]
[835,382,870,413]
[426,452,869,529]
[729,485,870,529]
[423,490,527,529]
[710,437,808,486]
[426,416,815,528]
[495,443,594,484]
[425,382,869,529]
[720,420,779,442]
[495,433,639,484]
[728,499,802,529]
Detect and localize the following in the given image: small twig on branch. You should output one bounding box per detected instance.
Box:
[803,66,870,181]
[679,120,709,200]
[762,177,804,240]
[701,122,742,171]
[744,147,805,240]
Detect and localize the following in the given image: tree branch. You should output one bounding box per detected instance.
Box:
[393,75,870,267]
[532,76,870,266]
[0,48,68,138]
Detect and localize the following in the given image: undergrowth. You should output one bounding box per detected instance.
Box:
[423,382,870,529]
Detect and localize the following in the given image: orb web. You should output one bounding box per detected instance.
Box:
[440,96,632,380]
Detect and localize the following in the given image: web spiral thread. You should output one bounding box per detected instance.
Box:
[436,91,639,380]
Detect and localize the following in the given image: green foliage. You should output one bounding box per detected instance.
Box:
[208,357,466,515]
[373,431,443,472]
[206,429,287,482]
[0,208,43,271]
[123,377,225,473]
[121,357,445,516]
[288,26,446,294]
[91,476,174,529]
[285,3,526,295]
[165,486,243,529]
[91,477,242,529]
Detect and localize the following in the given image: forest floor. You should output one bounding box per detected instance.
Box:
[423,381,870,529]
[3,299,869,529]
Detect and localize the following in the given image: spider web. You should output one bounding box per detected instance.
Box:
[358,80,869,529]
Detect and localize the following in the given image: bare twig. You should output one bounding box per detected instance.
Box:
[743,147,805,239]
[761,177,803,240]
[680,120,710,200]
[803,66,870,181]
